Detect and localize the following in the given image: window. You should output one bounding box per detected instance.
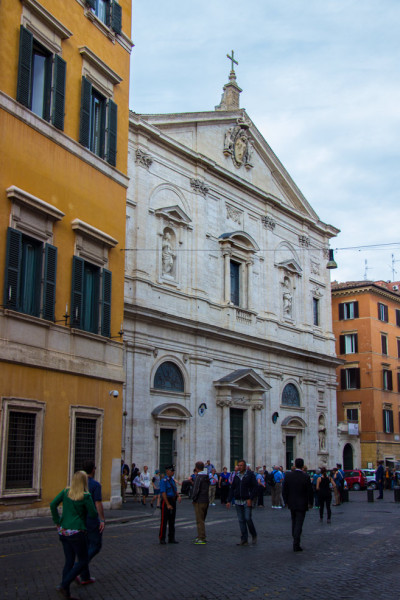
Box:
[79,77,117,166]
[3,227,57,321]
[0,398,46,498]
[340,368,361,390]
[339,301,359,320]
[154,362,184,392]
[71,256,111,336]
[383,409,394,433]
[230,260,240,305]
[16,26,66,130]
[313,297,319,326]
[87,0,122,33]
[347,408,359,422]
[396,309,400,327]
[69,406,103,483]
[378,302,389,323]
[381,335,388,355]
[282,383,300,407]
[383,369,393,391]
[339,333,358,354]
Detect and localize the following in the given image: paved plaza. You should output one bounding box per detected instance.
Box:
[1,491,400,600]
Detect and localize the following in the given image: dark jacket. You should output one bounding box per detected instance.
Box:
[375,464,384,483]
[192,472,209,503]
[282,469,313,511]
[227,470,257,502]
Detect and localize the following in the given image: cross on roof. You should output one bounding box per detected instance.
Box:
[227,50,238,72]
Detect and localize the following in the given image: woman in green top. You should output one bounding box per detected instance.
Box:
[50,470,98,599]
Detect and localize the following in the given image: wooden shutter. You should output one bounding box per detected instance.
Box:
[355,368,360,389]
[354,301,359,318]
[106,99,117,166]
[383,409,387,432]
[111,1,122,34]
[338,303,344,320]
[3,228,22,310]
[388,370,393,391]
[71,256,84,329]
[384,304,389,322]
[52,55,66,130]
[43,244,57,321]
[101,268,112,337]
[79,77,92,148]
[16,26,33,108]
[339,335,345,354]
[389,410,394,432]
[86,0,96,8]
[340,369,346,390]
[354,334,358,353]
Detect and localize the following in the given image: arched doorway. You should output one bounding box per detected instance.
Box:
[343,443,354,470]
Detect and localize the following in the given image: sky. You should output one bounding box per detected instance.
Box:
[129,0,400,283]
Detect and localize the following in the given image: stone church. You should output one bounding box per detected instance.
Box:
[123,63,341,480]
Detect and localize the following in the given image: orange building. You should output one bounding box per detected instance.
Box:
[0,0,132,517]
[332,280,400,470]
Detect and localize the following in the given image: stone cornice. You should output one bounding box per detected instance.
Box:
[124,303,343,369]
[332,283,400,304]
[129,111,338,239]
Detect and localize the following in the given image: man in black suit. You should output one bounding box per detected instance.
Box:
[282,458,313,552]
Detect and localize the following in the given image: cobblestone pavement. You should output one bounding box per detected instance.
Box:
[1,492,400,600]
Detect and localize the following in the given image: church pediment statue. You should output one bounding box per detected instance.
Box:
[223,120,254,170]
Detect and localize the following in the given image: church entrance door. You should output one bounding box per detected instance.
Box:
[286,436,294,470]
[159,428,174,471]
[230,408,244,470]
[343,443,353,470]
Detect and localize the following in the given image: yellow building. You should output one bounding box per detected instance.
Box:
[0,0,132,517]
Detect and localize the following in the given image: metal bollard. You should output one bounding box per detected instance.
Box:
[367,488,374,502]
[394,487,400,502]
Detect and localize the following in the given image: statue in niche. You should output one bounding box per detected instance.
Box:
[224,127,234,154]
[282,277,293,317]
[318,415,326,452]
[162,231,175,276]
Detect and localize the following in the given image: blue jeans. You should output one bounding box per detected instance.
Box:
[59,532,88,593]
[235,503,257,541]
[79,527,102,581]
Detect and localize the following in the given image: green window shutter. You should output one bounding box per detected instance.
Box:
[111,1,122,34]
[3,228,22,310]
[71,256,84,329]
[79,77,92,148]
[101,268,112,337]
[106,99,117,166]
[17,26,33,108]
[43,244,57,321]
[52,55,66,130]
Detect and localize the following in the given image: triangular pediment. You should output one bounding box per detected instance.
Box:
[214,368,271,391]
[277,259,303,276]
[154,205,192,225]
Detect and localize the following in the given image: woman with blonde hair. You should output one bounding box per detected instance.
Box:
[51,470,98,599]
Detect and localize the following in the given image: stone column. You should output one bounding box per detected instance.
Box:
[223,250,231,303]
[247,407,255,468]
[217,397,231,468]
[246,259,253,310]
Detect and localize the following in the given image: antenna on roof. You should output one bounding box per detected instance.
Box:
[364,259,372,280]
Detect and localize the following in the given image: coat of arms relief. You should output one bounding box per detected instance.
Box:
[223,119,254,169]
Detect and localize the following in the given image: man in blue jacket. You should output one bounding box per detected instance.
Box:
[376,460,384,499]
[226,459,258,546]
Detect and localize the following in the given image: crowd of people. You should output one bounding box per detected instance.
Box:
[49,458,391,597]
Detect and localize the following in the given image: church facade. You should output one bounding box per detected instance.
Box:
[123,68,341,479]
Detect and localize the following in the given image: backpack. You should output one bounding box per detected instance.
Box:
[268,471,276,487]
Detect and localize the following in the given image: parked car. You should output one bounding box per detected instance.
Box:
[343,469,367,491]
[363,468,377,489]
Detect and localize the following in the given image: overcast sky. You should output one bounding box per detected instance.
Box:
[129,0,400,283]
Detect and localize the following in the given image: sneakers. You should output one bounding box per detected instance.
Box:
[236,540,248,546]
[194,539,206,545]
[76,576,96,585]
[211,503,216,506]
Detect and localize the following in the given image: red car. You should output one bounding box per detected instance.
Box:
[344,470,367,491]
